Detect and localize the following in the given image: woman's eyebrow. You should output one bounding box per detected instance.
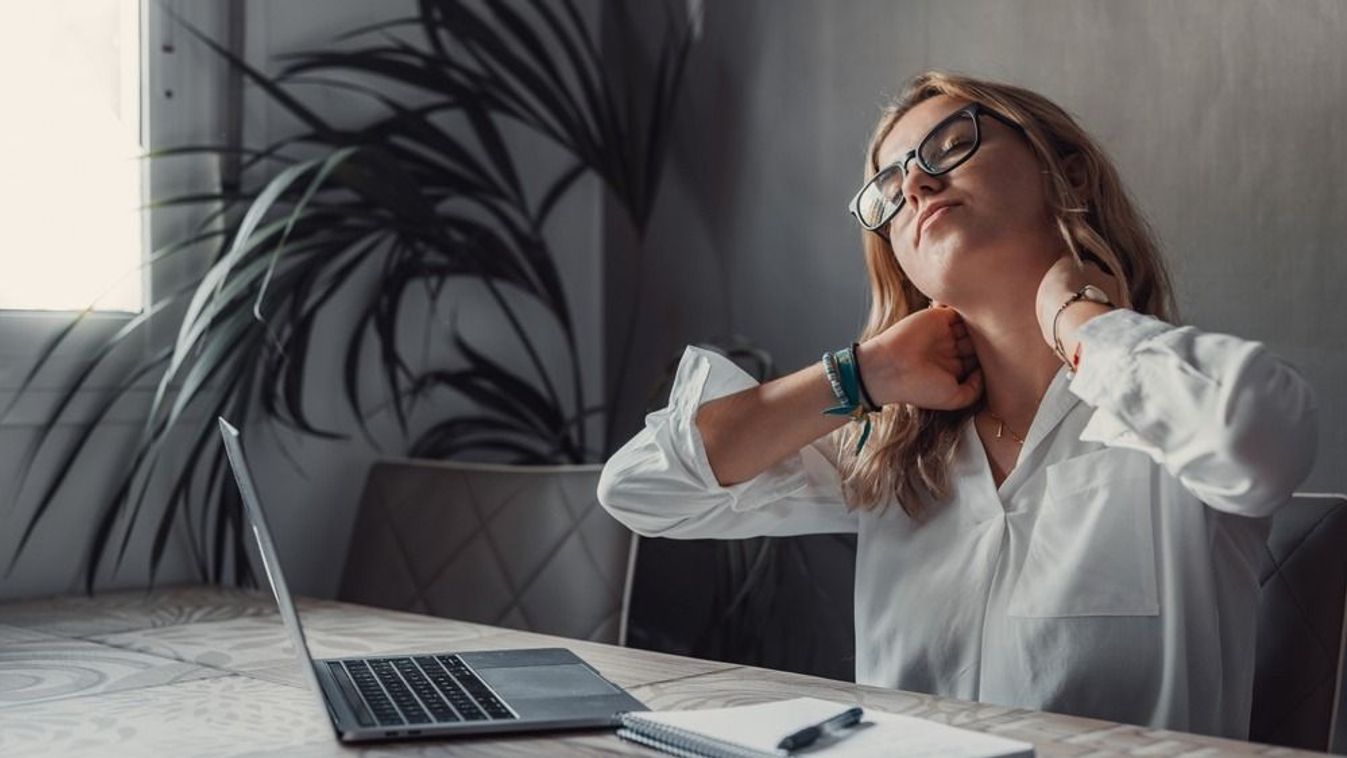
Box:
[876,142,912,169]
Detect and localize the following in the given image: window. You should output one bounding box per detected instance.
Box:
[0,2,231,420]
[0,1,144,312]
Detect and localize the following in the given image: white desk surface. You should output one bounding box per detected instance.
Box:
[0,586,1325,756]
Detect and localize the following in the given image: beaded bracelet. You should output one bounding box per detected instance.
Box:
[820,350,848,408]
[821,345,876,453]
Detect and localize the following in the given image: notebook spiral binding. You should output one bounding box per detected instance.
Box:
[617,713,777,758]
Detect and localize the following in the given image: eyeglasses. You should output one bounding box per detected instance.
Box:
[848,102,1024,232]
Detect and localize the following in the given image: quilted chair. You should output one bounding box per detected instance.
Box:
[1251,492,1347,753]
[338,459,635,644]
[624,533,858,682]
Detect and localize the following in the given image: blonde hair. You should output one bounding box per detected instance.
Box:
[838,71,1176,516]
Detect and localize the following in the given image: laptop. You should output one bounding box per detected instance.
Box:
[218,417,647,743]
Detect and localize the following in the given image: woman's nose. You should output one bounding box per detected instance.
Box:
[902,165,944,212]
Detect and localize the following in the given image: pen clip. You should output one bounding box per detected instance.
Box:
[776,706,864,753]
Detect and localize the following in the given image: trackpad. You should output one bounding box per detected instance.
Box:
[477,664,619,700]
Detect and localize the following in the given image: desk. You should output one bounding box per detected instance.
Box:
[0,586,1323,756]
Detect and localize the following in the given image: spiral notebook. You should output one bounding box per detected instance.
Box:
[616,697,1034,758]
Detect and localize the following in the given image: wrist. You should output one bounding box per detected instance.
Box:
[1043,282,1114,356]
[1037,283,1079,337]
[854,339,894,406]
[1054,300,1114,368]
[821,343,878,454]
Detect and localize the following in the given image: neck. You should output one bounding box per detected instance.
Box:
[958,299,1062,434]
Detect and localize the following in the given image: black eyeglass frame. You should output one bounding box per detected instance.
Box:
[848,102,1025,233]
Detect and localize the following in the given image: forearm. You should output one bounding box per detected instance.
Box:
[696,361,848,486]
[599,347,859,540]
[1067,308,1318,516]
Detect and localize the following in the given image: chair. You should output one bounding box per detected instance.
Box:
[623,532,857,681]
[338,459,634,644]
[1251,492,1347,753]
[618,344,862,675]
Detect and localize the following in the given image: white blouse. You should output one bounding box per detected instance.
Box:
[598,309,1319,739]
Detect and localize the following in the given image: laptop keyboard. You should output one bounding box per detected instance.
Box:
[335,654,516,727]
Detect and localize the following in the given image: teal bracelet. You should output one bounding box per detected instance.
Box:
[849,411,873,454]
[833,346,863,409]
[823,353,859,416]
[850,342,881,413]
[820,345,873,454]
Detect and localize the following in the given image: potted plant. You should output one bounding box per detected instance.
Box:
[3,0,696,607]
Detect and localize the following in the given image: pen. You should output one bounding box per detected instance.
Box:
[776,705,864,752]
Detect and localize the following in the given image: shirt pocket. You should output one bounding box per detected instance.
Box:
[1006,448,1159,618]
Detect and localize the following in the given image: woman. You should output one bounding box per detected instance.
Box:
[597,71,1318,738]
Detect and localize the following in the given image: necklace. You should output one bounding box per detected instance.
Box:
[982,409,1025,446]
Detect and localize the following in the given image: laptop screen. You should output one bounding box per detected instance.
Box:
[218,417,332,718]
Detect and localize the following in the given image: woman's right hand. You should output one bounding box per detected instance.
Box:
[855,304,983,411]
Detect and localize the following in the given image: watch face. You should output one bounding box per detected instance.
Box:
[1081,285,1112,305]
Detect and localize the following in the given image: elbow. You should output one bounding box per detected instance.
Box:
[1208,402,1319,518]
[596,455,685,538]
[1225,355,1320,513]
[1252,420,1319,514]
[596,459,637,526]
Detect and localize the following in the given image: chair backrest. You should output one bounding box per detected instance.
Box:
[1251,492,1347,753]
[338,459,632,644]
[622,533,857,681]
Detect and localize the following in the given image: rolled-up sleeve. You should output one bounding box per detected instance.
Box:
[1069,309,1319,518]
[598,346,859,539]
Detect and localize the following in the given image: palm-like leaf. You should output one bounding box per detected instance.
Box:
[6,0,693,591]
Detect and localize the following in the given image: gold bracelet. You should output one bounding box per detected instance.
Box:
[1051,285,1113,367]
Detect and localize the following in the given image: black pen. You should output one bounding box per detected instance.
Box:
[776,705,865,752]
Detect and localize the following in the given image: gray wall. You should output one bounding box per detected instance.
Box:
[623,0,1345,491]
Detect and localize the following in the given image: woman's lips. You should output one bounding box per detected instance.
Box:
[917,204,959,244]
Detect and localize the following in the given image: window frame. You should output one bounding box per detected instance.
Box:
[0,1,236,425]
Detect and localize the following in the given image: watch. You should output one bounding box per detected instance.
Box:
[1074,284,1113,307]
[1051,284,1114,367]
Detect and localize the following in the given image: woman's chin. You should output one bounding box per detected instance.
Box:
[919,234,968,261]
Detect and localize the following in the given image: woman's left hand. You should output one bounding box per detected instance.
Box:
[1034,254,1123,353]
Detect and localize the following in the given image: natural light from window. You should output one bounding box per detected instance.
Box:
[0,1,142,312]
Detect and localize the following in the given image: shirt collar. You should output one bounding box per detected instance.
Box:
[1018,365,1082,457]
